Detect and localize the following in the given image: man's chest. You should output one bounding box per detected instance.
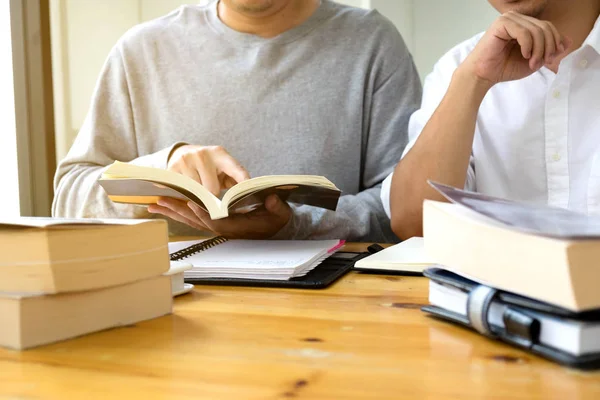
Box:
[473,63,600,210]
[128,45,370,177]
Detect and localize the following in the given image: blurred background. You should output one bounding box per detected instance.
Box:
[2,0,498,218]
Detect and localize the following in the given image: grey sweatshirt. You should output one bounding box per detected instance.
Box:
[52,0,422,242]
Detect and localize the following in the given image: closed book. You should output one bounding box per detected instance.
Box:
[354,237,434,274]
[423,184,600,312]
[423,267,600,369]
[0,275,172,350]
[0,218,169,294]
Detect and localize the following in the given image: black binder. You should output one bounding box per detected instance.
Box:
[422,267,600,369]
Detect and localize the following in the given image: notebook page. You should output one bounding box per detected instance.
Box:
[170,239,341,269]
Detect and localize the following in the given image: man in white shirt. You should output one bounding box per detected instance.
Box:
[383,0,600,239]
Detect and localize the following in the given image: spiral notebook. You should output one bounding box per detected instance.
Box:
[168,237,346,283]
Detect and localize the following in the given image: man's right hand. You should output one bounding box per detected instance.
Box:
[461,11,571,87]
[166,145,250,195]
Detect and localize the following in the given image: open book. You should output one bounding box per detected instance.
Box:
[99,162,341,220]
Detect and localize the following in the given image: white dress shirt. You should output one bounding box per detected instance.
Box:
[382,16,600,218]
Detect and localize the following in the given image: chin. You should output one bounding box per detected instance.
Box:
[226,0,276,13]
[488,0,549,17]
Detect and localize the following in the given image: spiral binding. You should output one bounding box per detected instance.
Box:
[169,236,228,261]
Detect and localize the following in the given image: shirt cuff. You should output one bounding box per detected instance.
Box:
[380,172,393,219]
[128,142,188,170]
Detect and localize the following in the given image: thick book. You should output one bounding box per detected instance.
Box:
[99,162,341,220]
[423,183,600,312]
[0,218,170,294]
[354,237,434,274]
[423,267,600,369]
[0,275,172,350]
[168,237,345,281]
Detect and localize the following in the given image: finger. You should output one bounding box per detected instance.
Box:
[264,194,292,221]
[156,198,210,230]
[193,154,222,196]
[222,175,238,189]
[562,36,573,52]
[212,147,251,183]
[187,201,217,230]
[513,15,557,64]
[220,157,251,184]
[505,13,545,69]
[545,21,565,54]
[148,205,208,231]
[178,162,203,184]
[168,151,203,183]
[494,14,532,59]
[523,16,565,55]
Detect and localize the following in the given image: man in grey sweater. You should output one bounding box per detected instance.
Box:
[53,0,422,242]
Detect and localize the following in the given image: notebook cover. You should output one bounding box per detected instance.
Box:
[422,268,600,369]
[184,252,362,289]
[353,237,430,275]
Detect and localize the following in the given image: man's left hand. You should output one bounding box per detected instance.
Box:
[148,194,292,239]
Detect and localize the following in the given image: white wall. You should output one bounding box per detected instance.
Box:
[51,0,499,161]
[413,0,497,77]
[370,0,413,55]
[0,0,21,217]
[51,0,196,161]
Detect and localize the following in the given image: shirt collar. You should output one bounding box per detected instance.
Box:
[584,15,600,54]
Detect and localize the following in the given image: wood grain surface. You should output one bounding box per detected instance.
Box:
[1,241,598,399]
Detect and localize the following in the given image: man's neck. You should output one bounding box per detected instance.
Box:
[217,0,321,38]
[542,1,600,59]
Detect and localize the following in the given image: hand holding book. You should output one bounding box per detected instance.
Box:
[152,144,287,235]
[151,193,292,239]
[99,146,341,237]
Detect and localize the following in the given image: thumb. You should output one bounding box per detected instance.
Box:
[264,194,290,218]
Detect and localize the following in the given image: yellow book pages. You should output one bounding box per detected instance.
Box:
[0,219,169,294]
[0,275,172,350]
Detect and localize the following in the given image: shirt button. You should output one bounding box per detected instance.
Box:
[552,90,561,98]
[580,59,589,68]
[552,153,561,162]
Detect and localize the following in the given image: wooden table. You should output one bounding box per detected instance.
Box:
[1,242,599,399]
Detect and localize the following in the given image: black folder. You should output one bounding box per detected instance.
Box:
[423,267,600,370]
[184,251,362,289]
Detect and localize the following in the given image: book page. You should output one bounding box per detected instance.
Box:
[430,181,600,239]
[100,162,220,212]
[168,239,341,269]
[222,175,338,206]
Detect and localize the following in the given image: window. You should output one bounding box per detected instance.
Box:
[0,0,20,217]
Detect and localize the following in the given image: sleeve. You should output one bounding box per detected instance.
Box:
[273,30,423,243]
[380,44,479,218]
[52,45,184,219]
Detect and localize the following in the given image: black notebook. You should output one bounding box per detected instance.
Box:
[423,267,600,370]
[168,237,356,289]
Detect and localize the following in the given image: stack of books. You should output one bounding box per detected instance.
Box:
[0,217,173,350]
[422,182,600,369]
